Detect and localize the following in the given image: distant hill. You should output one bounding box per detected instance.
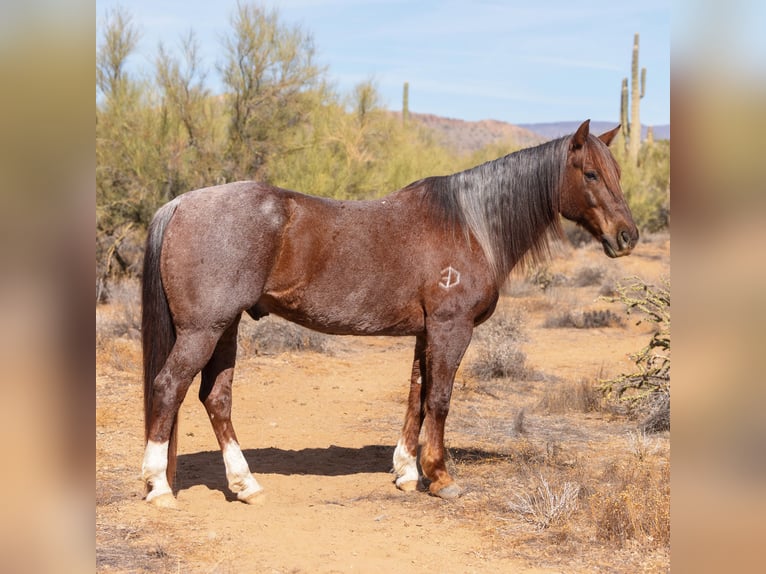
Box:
[406,112,545,154]
[403,112,668,155]
[518,121,670,142]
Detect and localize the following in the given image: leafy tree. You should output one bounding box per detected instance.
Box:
[220,3,323,181]
[96,5,139,102]
[96,6,148,298]
[155,31,227,198]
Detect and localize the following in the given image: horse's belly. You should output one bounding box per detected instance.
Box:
[260,280,425,336]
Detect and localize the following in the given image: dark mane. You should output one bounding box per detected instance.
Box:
[418,136,570,284]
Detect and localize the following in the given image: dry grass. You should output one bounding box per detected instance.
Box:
[96,279,141,338]
[96,279,142,372]
[537,378,603,414]
[448,347,670,570]
[588,455,670,547]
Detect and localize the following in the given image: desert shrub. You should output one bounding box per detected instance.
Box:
[638,392,670,434]
[237,315,332,356]
[599,277,670,432]
[467,340,531,381]
[508,473,581,530]
[588,457,670,547]
[571,265,607,287]
[538,378,603,414]
[96,279,143,372]
[526,264,568,292]
[597,279,618,298]
[626,430,661,462]
[615,140,670,233]
[96,279,141,340]
[467,311,539,381]
[543,308,624,329]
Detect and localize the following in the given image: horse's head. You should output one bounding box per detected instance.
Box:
[560,120,639,258]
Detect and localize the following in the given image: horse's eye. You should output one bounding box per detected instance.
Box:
[585,171,598,182]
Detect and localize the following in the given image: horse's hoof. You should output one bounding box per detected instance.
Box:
[147,492,177,508]
[431,483,463,500]
[238,489,266,505]
[396,480,419,493]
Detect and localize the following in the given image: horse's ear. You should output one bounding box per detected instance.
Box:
[570,119,590,150]
[598,125,621,147]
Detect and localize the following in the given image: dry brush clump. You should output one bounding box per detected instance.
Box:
[500,438,669,549]
[507,473,581,530]
[237,314,333,356]
[95,279,141,339]
[543,308,624,329]
[588,455,670,547]
[537,378,604,414]
[570,264,608,287]
[96,279,142,372]
[466,310,541,381]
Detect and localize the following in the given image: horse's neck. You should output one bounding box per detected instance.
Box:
[456,147,562,281]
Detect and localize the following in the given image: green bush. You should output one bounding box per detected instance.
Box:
[615,140,670,233]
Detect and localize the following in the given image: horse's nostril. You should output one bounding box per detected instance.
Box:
[619,230,631,249]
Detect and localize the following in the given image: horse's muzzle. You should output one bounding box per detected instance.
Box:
[602,227,638,258]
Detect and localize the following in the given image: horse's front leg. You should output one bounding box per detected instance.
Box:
[420,319,473,499]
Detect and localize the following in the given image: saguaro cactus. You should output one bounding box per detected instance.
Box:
[628,33,646,166]
[620,78,629,151]
[402,81,409,125]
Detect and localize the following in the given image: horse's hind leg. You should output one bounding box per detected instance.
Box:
[142,328,222,505]
[199,316,263,504]
[393,334,426,492]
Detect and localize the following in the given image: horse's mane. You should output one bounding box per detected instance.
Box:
[415,136,570,284]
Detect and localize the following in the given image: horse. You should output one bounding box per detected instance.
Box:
[140,119,638,506]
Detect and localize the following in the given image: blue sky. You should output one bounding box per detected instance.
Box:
[96,0,670,126]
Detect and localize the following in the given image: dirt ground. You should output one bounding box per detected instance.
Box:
[96,235,670,573]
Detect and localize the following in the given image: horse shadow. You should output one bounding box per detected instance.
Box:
[176,444,509,500]
[176,444,393,498]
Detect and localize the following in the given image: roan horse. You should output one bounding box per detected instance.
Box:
[141,120,638,506]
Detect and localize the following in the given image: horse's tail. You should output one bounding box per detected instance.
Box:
[142,198,180,489]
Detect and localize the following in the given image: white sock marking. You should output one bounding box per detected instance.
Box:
[142,440,172,500]
[393,438,419,486]
[222,441,263,499]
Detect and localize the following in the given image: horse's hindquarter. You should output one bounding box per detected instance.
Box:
[159,182,290,329]
[261,190,497,335]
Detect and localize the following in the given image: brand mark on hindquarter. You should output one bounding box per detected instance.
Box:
[438,266,461,290]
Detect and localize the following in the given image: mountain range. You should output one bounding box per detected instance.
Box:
[406,112,669,155]
[518,121,670,142]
